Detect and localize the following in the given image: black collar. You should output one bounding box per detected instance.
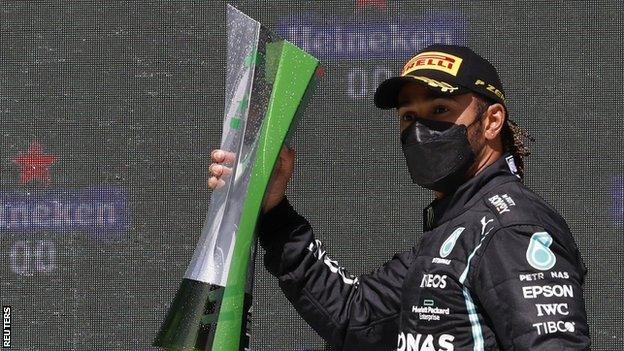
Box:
[422,153,522,232]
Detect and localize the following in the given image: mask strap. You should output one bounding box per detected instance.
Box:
[466,104,489,130]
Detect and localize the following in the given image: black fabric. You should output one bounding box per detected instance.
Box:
[400,117,476,194]
[258,154,590,350]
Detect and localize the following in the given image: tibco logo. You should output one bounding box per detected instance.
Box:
[532,321,576,335]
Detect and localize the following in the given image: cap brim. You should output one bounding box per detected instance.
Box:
[374,75,469,110]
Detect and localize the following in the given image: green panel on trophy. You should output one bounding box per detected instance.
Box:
[213,40,320,350]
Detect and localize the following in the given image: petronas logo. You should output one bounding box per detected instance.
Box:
[439,227,465,258]
[526,232,557,271]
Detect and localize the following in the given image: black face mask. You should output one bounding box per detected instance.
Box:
[400,116,480,194]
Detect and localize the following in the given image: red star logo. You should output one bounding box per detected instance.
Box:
[315,66,326,78]
[356,0,387,9]
[12,141,57,186]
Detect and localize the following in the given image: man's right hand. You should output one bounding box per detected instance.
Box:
[208,146,296,214]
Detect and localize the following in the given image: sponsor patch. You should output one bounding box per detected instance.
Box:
[519,272,544,281]
[412,304,451,321]
[535,303,569,317]
[307,239,359,285]
[522,284,574,299]
[505,155,520,178]
[551,271,569,279]
[402,51,463,76]
[532,321,576,335]
[474,79,506,102]
[397,332,455,351]
[526,232,557,271]
[432,257,451,265]
[488,193,516,214]
[420,274,448,289]
[439,227,465,258]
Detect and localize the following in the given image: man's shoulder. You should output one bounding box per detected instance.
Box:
[472,181,588,284]
[479,180,570,234]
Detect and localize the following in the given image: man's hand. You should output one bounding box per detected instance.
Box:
[208,146,295,214]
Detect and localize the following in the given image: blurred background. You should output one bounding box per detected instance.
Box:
[0,1,622,350]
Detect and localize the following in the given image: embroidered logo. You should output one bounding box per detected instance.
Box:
[439,227,465,258]
[526,232,557,271]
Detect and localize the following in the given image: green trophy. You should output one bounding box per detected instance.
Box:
[153,4,322,351]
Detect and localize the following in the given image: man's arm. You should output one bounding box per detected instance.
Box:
[258,196,415,351]
[470,225,591,350]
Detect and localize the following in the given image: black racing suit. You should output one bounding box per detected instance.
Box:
[258,153,591,350]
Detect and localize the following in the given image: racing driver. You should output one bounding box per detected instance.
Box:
[208,44,591,350]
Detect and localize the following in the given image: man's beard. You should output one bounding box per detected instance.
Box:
[464,113,488,177]
[467,113,488,161]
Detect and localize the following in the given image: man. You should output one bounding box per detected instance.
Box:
[208,44,591,350]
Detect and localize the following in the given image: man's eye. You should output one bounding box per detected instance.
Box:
[401,113,416,121]
[433,106,449,114]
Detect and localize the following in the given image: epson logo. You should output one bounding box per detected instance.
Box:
[397,332,455,351]
[522,285,574,299]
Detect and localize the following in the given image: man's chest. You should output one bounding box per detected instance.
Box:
[397,212,498,350]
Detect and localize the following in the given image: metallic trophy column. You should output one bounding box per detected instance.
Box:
[153,4,322,351]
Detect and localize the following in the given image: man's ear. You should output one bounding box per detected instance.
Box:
[483,103,506,140]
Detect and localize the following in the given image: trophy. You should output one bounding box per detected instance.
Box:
[153,4,322,351]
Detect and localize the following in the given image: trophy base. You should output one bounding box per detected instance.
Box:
[153,278,252,351]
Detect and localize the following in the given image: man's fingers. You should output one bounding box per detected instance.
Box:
[210,149,237,163]
[208,147,291,190]
[280,147,295,174]
[209,163,232,177]
[207,176,226,189]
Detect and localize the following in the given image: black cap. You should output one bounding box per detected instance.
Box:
[374,44,506,109]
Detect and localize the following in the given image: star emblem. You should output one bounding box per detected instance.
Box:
[315,66,326,78]
[12,141,57,186]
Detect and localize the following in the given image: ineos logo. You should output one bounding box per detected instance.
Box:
[420,274,448,289]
